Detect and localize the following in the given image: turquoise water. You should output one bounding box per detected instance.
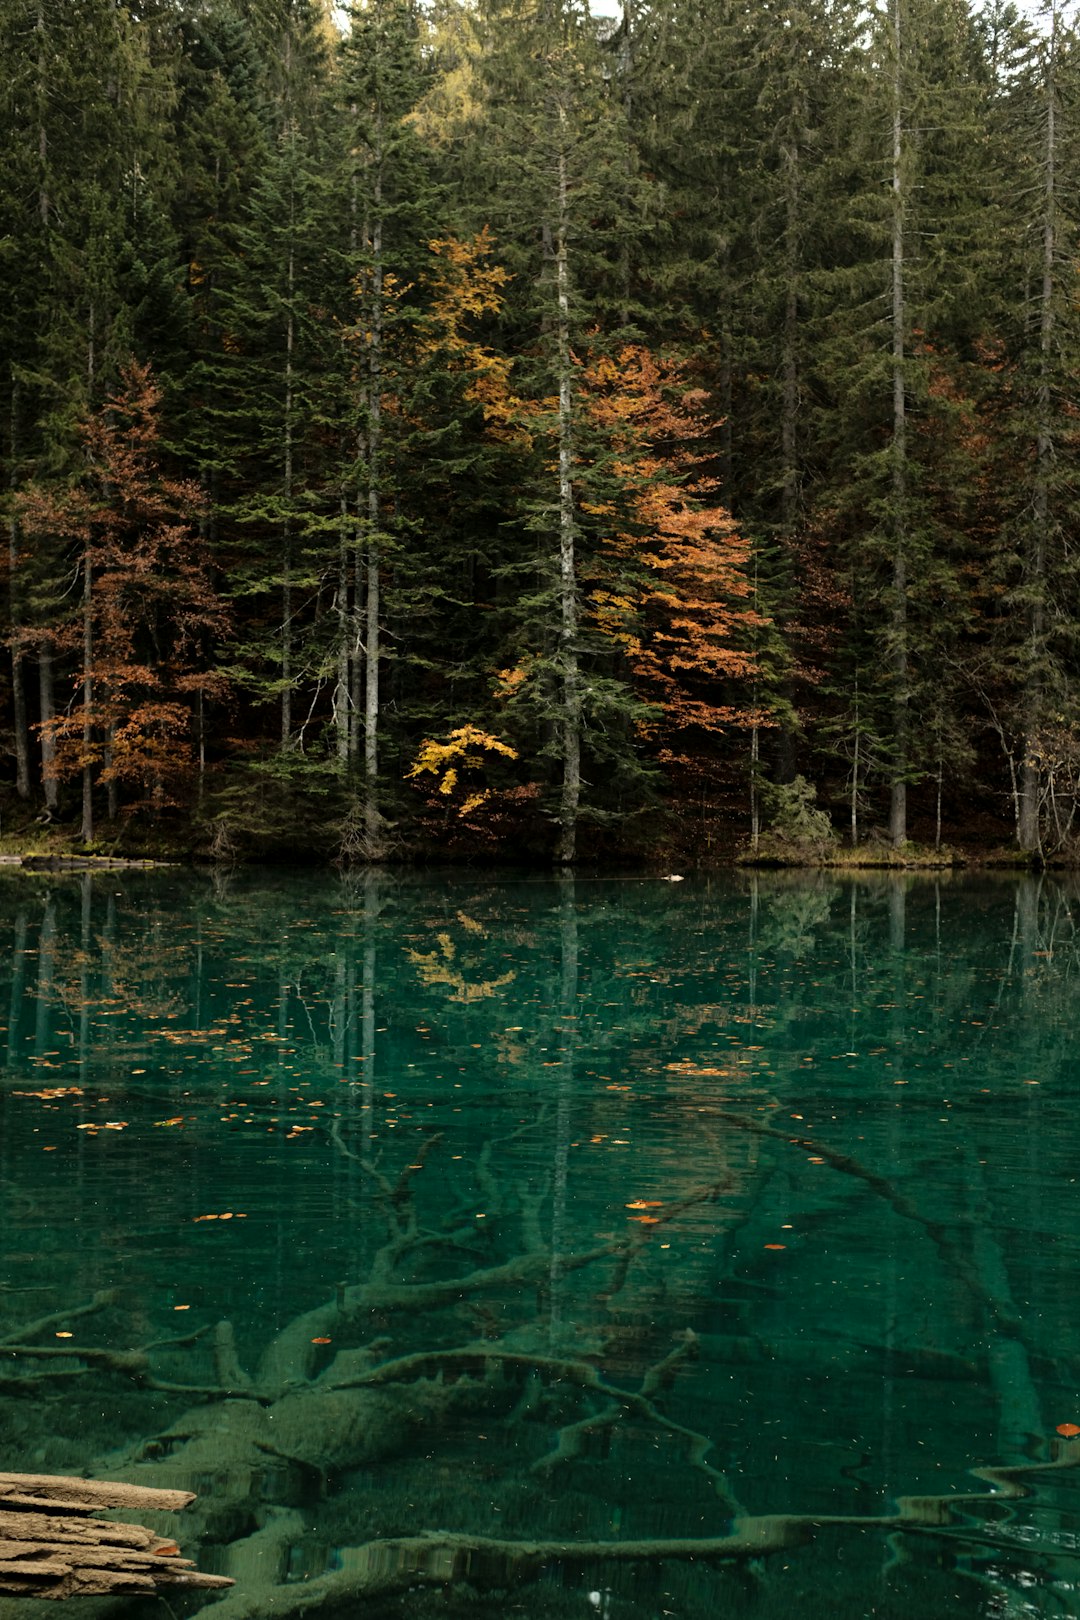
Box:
[1,868,1079,1619]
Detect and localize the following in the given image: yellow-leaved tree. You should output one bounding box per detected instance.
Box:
[406,725,518,818]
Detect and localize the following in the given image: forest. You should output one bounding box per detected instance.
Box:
[2,0,1079,867]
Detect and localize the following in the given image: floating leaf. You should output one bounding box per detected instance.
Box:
[311,1336,332,1345]
[14,1087,84,1100]
[763,1243,787,1251]
[1057,1423,1080,1437]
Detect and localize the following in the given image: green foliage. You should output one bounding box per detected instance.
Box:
[746,774,837,864]
[6,0,1080,863]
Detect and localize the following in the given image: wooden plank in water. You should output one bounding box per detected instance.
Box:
[0,1474,233,1599]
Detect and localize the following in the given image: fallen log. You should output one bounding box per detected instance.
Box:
[0,1473,232,1600]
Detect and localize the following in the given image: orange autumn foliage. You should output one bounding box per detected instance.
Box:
[423,229,529,444]
[17,362,228,808]
[582,345,766,738]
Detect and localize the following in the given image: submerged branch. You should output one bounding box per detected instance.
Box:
[708,1110,1024,1336]
[166,1439,1080,1620]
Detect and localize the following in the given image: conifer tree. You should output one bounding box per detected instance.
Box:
[979,0,1080,853]
[466,0,666,861]
[332,0,442,852]
[0,0,182,814]
[816,0,995,843]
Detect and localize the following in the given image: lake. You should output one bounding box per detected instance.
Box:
[1,867,1078,1620]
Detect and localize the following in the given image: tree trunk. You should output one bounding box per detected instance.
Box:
[38,644,58,811]
[347,100,363,779]
[105,725,119,820]
[888,0,908,850]
[197,688,206,806]
[775,151,801,784]
[749,722,760,855]
[335,500,351,767]
[780,153,800,540]
[555,135,580,867]
[9,653,30,802]
[0,1472,231,1599]
[80,553,93,845]
[281,237,295,748]
[8,371,31,799]
[1019,12,1057,857]
[351,538,364,770]
[851,675,861,846]
[364,145,384,855]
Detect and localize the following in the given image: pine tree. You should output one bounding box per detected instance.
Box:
[464,0,666,861]
[0,0,185,808]
[201,0,341,792]
[332,0,443,852]
[814,0,996,844]
[979,0,1080,853]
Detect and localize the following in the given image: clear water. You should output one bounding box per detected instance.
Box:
[1,868,1079,1620]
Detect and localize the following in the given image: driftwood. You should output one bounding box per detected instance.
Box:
[0,1473,233,1600]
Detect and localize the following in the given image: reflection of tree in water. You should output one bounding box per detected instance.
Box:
[3,872,1080,1617]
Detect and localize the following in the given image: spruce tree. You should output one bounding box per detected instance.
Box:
[814,0,996,844]
[980,0,1080,853]
[464,0,667,861]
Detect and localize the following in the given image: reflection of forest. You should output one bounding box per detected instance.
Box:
[1,871,1080,1618]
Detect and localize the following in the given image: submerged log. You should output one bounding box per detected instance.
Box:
[0,1473,233,1599]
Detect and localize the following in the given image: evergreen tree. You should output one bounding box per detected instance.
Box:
[465,0,668,861]
[978,0,1080,853]
[0,0,182,815]
[331,0,444,853]
[814,0,996,843]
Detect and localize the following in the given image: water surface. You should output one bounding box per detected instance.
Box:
[1,869,1078,1619]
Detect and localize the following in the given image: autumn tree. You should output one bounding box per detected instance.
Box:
[463,0,671,861]
[16,362,228,840]
[579,345,766,774]
[0,0,182,814]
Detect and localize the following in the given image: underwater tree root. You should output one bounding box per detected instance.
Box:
[167,1439,1080,1620]
[12,1127,1073,1619]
